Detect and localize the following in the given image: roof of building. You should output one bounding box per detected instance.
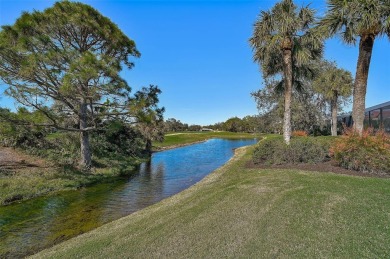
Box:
[338,100,390,119]
[365,101,390,113]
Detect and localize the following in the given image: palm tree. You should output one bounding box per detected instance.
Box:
[320,0,390,135]
[249,0,323,144]
[313,61,353,136]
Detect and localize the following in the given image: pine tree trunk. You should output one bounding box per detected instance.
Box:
[145,139,152,156]
[352,34,374,135]
[79,102,92,169]
[282,41,293,144]
[331,91,338,136]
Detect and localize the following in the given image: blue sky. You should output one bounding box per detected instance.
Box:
[0,0,389,125]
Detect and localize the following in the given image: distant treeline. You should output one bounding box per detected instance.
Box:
[164,116,263,133]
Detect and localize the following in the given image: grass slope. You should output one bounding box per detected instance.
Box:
[33,145,390,258]
[0,165,131,206]
[153,131,259,150]
[0,147,144,206]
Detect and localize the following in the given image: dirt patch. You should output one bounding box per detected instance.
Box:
[0,147,49,172]
[246,159,390,179]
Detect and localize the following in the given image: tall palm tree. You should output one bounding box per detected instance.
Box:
[249,0,323,144]
[313,61,353,136]
[320,0,390,135]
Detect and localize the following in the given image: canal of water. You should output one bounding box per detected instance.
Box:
[0,138,257,258]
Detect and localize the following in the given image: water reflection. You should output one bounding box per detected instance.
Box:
[0,138,257,258]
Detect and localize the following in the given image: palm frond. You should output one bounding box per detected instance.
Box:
[294,80,305,93]
[250,0,323,80]
[321,0,390,43]
[275,80,285,95]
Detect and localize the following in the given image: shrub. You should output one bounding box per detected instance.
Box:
[0,123,49,149]
[45,132,80,166]
[91,120,145,159]
[90,120,147,173]
[292,130,308,137]
[330,128,390,175]
[252,137,285,165]
[253,136,332,165]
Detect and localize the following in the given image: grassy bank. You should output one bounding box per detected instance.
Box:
[0,147,146,206]
[153,131,260,150]
[33,145,390,258]
[0,166,142,206]
[0,165,137,206]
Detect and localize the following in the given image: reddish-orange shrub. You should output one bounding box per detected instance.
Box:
[330,128,390,175]
[292,130,308,137]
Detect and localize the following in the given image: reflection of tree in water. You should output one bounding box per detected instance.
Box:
[139,160,152,178]
[136,160,165,207]
[93,160,166,219]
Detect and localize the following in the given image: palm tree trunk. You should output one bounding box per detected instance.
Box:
[282,43,293,144]
[331,91,338,136]
[79,102,92,169]
[352,34,374,135]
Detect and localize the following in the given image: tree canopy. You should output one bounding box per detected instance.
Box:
[0,1,164,168]
[252,77,329,135]
[313,60,353,136]
[249,0,323,144]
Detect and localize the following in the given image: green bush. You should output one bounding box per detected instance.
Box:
[253,136,333,165]
[330,129,390,175]
[0,123,48,149]
[91,120,145,159]
[44,132,80,166]
[90,120,147,173]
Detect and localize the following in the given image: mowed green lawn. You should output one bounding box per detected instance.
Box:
[153,131,260,149]
[33,146,390,258]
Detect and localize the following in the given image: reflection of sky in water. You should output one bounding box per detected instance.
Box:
[0,138,257,258]
[145,138,248,196]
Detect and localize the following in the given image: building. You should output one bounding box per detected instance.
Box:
[200,128,213,132]
[364,101,390,132]
[339,101,390,132]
